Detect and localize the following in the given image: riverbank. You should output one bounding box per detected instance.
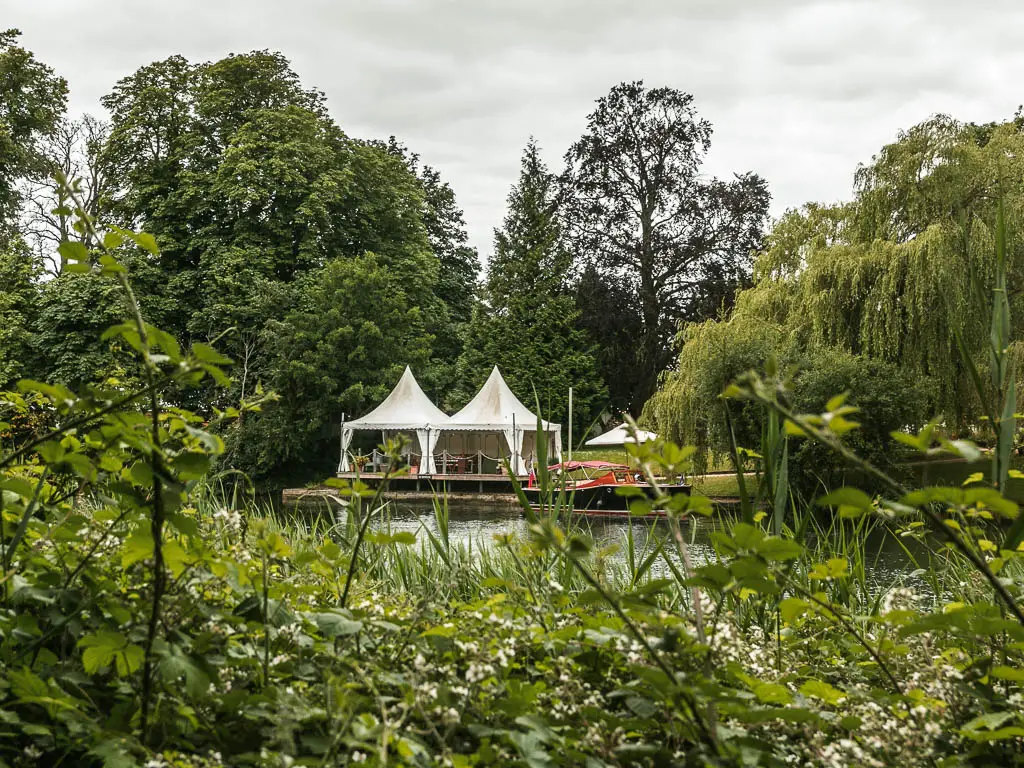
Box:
[281,483,748,512]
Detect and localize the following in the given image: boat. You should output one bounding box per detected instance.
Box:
[522,460,691,518]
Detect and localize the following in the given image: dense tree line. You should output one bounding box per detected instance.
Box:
[1,31,769,487]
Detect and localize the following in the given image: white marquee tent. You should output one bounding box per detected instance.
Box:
[439,366,561,476]
[338,366,448,475]
[584,423,658,447]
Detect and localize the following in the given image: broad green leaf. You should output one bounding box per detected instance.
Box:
[115,645,145,676]
[102,230,124,250]
[753,682,792,704]
[421,625,458,638]
[779,597,809,622]
[816,488,872,511]
[990,665,1024,681]
[962,711,1015,734]
[191,342,232,365]
[312,612,363,638]
[129,231,160,255]
[732,523,764,549]
[755,537,803,561]
[58,241,89,263]
[172,451,211,480]
[799,679,846,705]
[122,531,154,568]
[79,632,128,673]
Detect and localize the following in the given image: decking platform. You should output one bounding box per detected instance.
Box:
[282,474,524,509]
[333,472,523,493]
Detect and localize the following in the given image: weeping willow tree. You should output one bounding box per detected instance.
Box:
[647,114,1024,472]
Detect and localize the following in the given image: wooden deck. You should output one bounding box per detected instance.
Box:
[284,473,524,508]
[332,472,524,493]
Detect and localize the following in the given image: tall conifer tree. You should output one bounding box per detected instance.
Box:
[458,139,605,438]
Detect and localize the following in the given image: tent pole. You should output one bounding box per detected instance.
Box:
[423,427,429,476]
[568,388,573,463]
[338,412,346,474]
[512,413,517,476]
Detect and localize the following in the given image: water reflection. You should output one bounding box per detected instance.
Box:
[290,497,935,595]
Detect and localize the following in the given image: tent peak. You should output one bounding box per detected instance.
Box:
[346,366,448,428]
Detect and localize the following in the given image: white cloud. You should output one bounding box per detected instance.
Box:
[8,0,1023,257]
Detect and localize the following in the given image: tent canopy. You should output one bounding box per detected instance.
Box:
[339,365,564,476]
[347,365,448,429]
[584,423,657,447]
[440,366,561,475]
[446,366,558,432]
[340,366,447,473]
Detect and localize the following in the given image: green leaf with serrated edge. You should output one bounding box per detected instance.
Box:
[58,241,89,263]
[756,537,802,561]
[102,230,124,249]
[122,531,153,568]
[779,597,809,622]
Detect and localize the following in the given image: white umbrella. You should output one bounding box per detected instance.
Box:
[584,423,657,447]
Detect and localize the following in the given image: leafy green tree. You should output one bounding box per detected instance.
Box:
[32,267,136,389]
[99,55,197,249]
[458,140,604,433]
[574,264,644,416]
[419,164,480,330]
[100,54,331,336]
[96,53,439,418]
[0,240,39,387]
[789,349,935,494]
[0,29,68,228]
[226,254,433,486]
[382,139,481,398]
[648,112,1024,475]
[563,81,770,412]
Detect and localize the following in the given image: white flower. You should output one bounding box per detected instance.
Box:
[466,662,494,683]
[352,751,367,763]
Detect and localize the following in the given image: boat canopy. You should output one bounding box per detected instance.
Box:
[338,366,448,474]
[584,423,657,447]
[439,366,561,476]
[548,460,628,472]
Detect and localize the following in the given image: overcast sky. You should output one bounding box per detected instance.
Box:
[7,0,1024,258]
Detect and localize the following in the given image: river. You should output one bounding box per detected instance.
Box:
[290,496,940,598]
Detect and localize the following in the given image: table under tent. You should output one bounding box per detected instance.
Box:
[435,366,562,477]
[337,366,447,475]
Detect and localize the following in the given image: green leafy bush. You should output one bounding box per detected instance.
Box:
[3,184,1024,767]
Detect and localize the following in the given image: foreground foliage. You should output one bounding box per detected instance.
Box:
[3,398,1024,766]
[2,185,1024,767]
